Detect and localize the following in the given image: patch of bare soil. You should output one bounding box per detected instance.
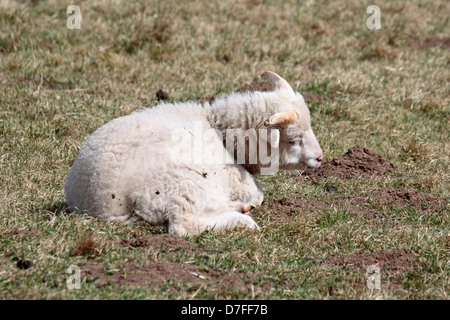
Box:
[303,145,395,180]
[260,195,390,223]
[373,189,447,211]
[121,234,205,256]
[82,261,260,293]
[260,196,329,222]
[260,186,445,223]
[323,249,421,276]
[407,37,450,49]
[343,188,447,212]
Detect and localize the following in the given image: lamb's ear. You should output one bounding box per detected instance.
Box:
[264,111,299,128]
[262,71,294,93]
[260,127,280,148]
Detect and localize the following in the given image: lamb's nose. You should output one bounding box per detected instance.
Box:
[317,154,323,162]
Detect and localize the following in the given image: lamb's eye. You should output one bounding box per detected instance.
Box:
[289,138,302,145]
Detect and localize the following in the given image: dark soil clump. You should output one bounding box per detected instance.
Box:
[156,89,169,100]
[303,145,395,180]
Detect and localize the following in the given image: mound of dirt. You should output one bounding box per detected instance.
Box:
[304,145,395,180]
[323,249,421,276]
[121,234,204,255]
[83,261,260,293]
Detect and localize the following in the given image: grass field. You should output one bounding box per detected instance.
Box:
[0,0,449,299]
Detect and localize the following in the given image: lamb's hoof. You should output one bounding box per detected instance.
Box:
[240,215,259,230]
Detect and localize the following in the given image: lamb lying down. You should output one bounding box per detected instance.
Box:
[64,72,323,235]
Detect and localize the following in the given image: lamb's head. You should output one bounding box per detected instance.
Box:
[262,71,323,170]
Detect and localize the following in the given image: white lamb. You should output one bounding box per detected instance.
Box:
[64,72,323,235]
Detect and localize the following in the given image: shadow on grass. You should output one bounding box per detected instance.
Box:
[38,201,88,218]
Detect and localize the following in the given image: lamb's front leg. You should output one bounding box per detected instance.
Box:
[226,164,264,207]
[169,210,259,236]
